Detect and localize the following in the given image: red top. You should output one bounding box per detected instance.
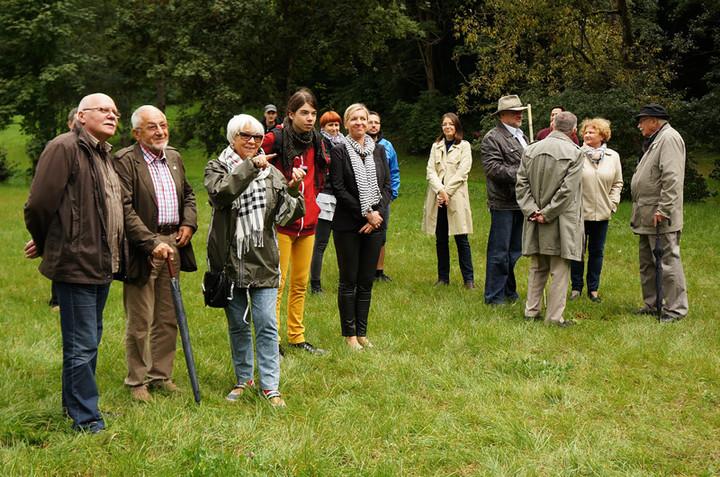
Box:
[261,126,322,236]
[536,127,580,145]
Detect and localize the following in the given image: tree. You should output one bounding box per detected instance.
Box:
[172,0,417,154]
[0,0,115,173]
[453,0,673,114]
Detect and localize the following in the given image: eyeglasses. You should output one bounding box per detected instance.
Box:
[82,107,121,118]
[144,123,168,132]
[236,132,264,142]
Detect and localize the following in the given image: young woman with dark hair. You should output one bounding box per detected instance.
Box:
[260,88,328,355]
[421,113,476,289]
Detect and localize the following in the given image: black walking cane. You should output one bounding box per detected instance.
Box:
[167,257,201,403]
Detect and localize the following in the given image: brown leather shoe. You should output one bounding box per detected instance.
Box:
[130,385,153,402]
[149,380,181,392]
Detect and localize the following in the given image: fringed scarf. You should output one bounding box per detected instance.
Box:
[281,117,313,170]
[217,146,271,256]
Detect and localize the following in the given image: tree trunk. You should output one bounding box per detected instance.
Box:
[416,7,437,93]
[156,77,166,112]
[418,40,436,92]
[613,0,634,48]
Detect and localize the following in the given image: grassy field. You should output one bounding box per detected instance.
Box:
[1,123,720,476]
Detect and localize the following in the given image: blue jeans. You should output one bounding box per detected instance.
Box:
[570,220,609,293]
[484,209,524,304]
[55,282,110,432]
[225,287,280,392]
[435,205,474,283]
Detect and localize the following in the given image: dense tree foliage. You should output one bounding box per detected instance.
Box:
[0,0,717,200]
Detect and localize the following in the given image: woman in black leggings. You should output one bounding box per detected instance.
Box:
[329,103,392,350]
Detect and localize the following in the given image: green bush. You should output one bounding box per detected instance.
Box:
[389,91,455,155]
[0,147,18,182]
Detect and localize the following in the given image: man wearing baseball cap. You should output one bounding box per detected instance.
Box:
[480,95,529,306]
[630,103,688,322]
[261,104,280,133]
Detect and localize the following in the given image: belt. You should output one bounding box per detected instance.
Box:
[157,224,179,235]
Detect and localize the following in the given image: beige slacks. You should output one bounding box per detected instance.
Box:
[525,254,570,324]
[123,234,180,387]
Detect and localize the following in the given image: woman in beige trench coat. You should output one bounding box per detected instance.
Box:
[421,113,475,288]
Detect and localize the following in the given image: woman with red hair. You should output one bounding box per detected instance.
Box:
[310,111,345,295]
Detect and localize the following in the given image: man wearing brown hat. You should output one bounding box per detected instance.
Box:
[631,104,688,322]
[480,95,529,305]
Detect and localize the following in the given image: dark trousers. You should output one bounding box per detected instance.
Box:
[55,282,110,432]
[435,205,474,283]
[334,229,384,337]
[484,209,524,304]
[309,218,333,290]
[570,220,609,293]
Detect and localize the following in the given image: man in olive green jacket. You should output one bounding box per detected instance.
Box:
[516,112,584,326]
[630,104,687,322]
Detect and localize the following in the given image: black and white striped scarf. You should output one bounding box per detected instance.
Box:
[344,135,380,216]
[217,146,271,256]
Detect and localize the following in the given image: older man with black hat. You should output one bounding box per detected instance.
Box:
[480,95,529,305]
[631,104,688,322]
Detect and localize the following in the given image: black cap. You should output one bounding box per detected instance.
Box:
[635,104,669,122]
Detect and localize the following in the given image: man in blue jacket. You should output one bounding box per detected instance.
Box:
[368,111,400,282]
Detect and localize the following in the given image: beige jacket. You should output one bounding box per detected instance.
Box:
[630,124,685,234]
[580,147,623,221]
[516,131,584,261]
[421,140,473,235]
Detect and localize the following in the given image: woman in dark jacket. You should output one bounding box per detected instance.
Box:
[310,110,345,295]
[205,114,305,407]
[329,103,392,350]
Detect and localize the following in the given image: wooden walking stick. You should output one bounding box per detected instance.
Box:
[527,103,534,143]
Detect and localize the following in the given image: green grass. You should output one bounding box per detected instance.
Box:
[1,130,720,475]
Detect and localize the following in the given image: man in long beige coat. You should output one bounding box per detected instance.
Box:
[630,104,687,323]
[516,112,584,326]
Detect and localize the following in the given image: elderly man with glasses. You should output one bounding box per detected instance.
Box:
[114,105,198,402]
[25,93,125,433]
[630,104,688,323]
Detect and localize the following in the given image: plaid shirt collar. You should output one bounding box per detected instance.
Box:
[140,143,166,164]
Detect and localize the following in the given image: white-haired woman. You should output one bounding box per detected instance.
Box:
[329,103,392,350]
[205,114,306,407]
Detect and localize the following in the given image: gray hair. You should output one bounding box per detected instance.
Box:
[553,111,577,134]
[226,114,264,144]
[657,118,668,127]
[131,105,165,129]
[68,107,78,123]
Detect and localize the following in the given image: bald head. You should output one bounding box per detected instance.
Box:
[76,93,119,143]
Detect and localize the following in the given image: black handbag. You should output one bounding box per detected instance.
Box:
[202,270,232,308]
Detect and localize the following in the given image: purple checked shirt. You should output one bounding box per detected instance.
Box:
[141,144,179,226]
